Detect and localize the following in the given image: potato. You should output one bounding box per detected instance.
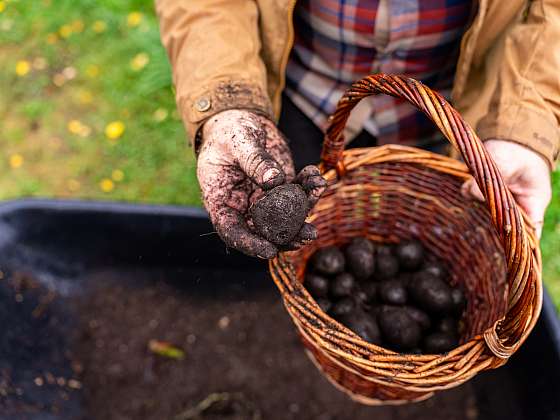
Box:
[378,280,408,305]
[330,297,356,317]
[310,246,345,276]
[355,290,369,306]
[250,184,308,245]
[305,274,329,298]
[409,272,453,314]
[437,317,459,335]
[402,306,431,331]
[316,298,332,313]
[375,246,399,279]
[350,237,374,253]
[421,261,446,280]
[360,282,378,303]
[330,272,356,298]
[423,332,458,354]
[378,307,422,351]
[397,272,413,287]
[395,240,424,271]
[339,311,381,344]
[345,238,375,280]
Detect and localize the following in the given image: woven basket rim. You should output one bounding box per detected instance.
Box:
[270,145,542,386]
[270,75,543,400]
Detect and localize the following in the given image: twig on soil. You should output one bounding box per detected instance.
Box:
[173,392,261,420]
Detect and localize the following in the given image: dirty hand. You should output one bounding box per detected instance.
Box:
[197,109,327,258]
[461,139,552,238]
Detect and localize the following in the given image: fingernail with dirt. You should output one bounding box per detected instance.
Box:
[262,168,281,188]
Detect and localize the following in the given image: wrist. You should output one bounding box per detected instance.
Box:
[198,109,275,153]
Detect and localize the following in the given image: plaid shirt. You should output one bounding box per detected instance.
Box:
[285,0,473,147]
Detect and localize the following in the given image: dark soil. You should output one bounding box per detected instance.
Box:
[1,267,525,420]
[70,270,479,420]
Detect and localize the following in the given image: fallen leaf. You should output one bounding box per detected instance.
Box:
[148,339,185,360]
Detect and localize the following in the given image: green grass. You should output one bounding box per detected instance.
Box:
[0,0,200,205]
[0,0,559,310]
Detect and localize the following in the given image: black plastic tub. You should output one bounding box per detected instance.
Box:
[1,199,559,420]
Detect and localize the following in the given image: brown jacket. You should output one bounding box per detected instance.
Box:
[156,0,560,168]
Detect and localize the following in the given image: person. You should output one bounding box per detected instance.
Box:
[155,0,557,258]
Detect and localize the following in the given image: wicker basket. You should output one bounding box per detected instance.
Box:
[269,74,542,404]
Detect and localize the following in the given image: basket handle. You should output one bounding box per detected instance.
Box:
[321,74,541,359]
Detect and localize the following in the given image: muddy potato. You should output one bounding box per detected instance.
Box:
[421,261,447,280]
[355,290,369,306]
[437,317,459,335]
[360,282,378,303]
[379,280,408,305]
[310,246,345,276]
[397,272,413,288]
[340,311,382,344]
[316,298,332,313]
[305,274,329,298]
[378,307,422,351]
[350,237,375,253]
[376,244,393,257]
[330,272,356,298]
[423,332,458,354]
[395,240,424,271]
[250,184,308,245]
[409,272,453,314]
[375,246,399,279]
[345,239,375,280]
[402,306,431,331]
[373,304,395,317]
[330,297,356,318]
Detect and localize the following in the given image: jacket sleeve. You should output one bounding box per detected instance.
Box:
[476,0,560,169]
[155,0,274,146]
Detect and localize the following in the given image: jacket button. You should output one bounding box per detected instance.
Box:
[195,97,211,112]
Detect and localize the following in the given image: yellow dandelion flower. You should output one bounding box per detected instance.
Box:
[0,1,6,13]
[105,121,125,140]
[92,20,107,33]
[9,154,23,169]
[130,52,149,71]
[153,108,168,122]
[67,179,81,192]
[59,24,72,39]
[71,19,84,33]
[85,64,100,78]
[77,89,93,104]
[99,178,114,193]
[127,11,143,27]
[46,33,58,44]
[67,119,83,134]
[111,169,124,182]
[15,60,31,77]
